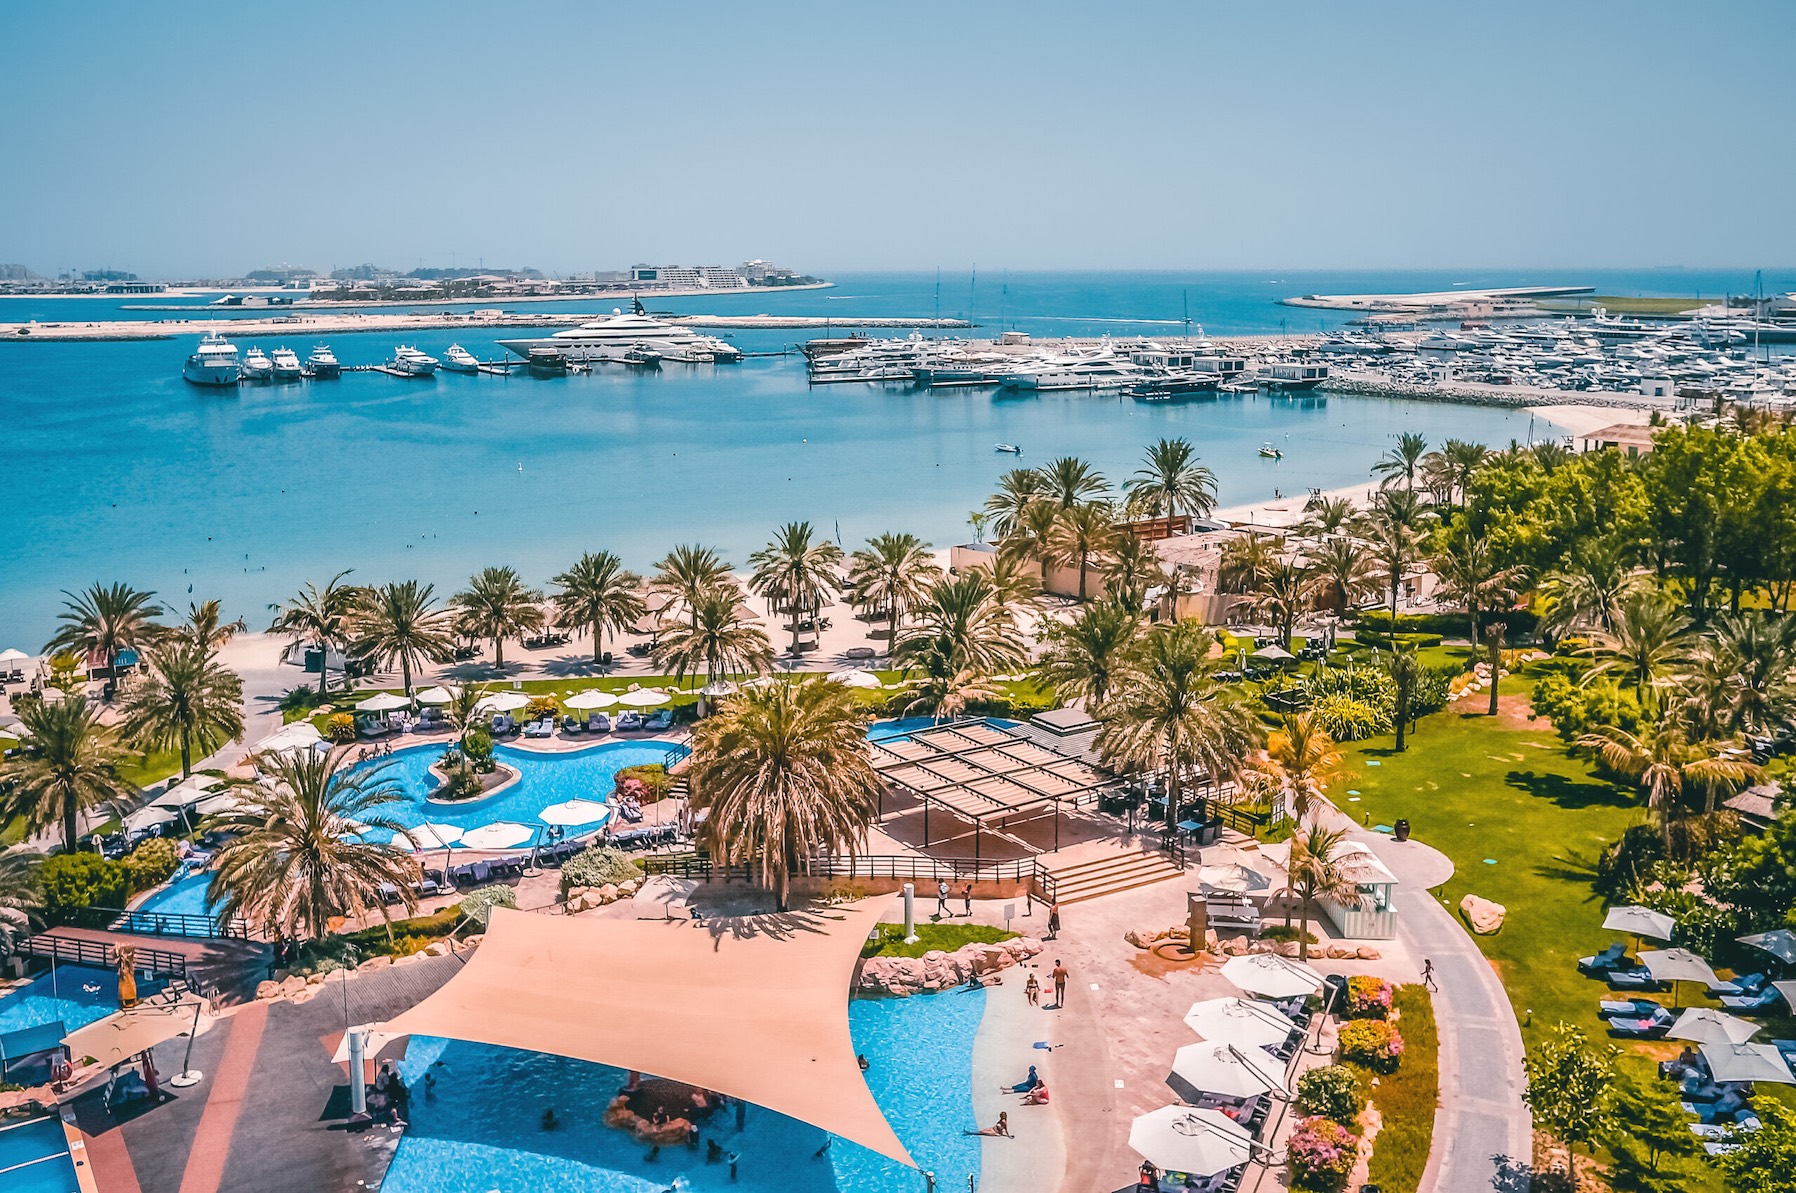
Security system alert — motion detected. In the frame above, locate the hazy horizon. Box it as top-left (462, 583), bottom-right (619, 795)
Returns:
top-left (5, 1), bottom-right (1794, 277)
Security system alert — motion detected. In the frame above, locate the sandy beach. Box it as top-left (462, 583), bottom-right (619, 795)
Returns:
top-left (1525, 402), bottom-right (1653, 438)
top-left (969, 957), bottom-right (1067, 1193)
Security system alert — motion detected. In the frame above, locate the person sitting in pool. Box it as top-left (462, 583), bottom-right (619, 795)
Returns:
top-left (1006, 1065), bottom-right (1041, 1094)
top-left (541, 1108), bottom-right (559, 1130)
top-left (707, 1139), bottom-right (724, 1164)
top-left (651, 1106), bottom-right (670, 1127)
top-left (1022, 1082), bottom-right (1050, 1106)
top-left (965, 1112), bottom-right (1010, 1137)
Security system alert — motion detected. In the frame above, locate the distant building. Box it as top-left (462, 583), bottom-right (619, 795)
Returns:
top-left (103, 281), bottom-right (165, 294)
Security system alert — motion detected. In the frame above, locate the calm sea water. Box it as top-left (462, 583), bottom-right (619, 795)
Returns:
top-left (0, 269), bottom-right (1770, 645)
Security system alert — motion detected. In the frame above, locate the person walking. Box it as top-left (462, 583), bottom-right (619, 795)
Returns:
top-left (1422, 958), bottom-right (1437, 991)
top-left (937, 879), bottom-right (950, 919)
top-left (962, 883), bottom-right (973, 917)
top-left (1051, 959), bottom-right (1069, 1008)
top-left (1024, 972), bottom-right (1041, 1007)
top-left (1046, 901), bottom-right (1061, 939)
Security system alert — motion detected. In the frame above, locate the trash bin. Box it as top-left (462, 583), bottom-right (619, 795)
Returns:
top-left (1393, 819), bottom-right (1410, 842)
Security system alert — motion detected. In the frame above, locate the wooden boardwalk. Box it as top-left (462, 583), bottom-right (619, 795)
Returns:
top-left (34, 926), bottom-right (273, 1004)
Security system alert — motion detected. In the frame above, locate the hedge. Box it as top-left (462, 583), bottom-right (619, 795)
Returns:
top-left (1354, 608), bottom-right (1537, 640)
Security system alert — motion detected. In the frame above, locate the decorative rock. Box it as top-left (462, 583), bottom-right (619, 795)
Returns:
top-left (1125, 928), bottom-right (1162, 950)
top-left (256, 980), bottom-right (280, 1000)
top-left (306, 971), bottom-right (328, 985)
top-left (1459, 894), bottom-right (1507, 935)
top-left (595, 883), bottom-right (620, 905)
top-left (857, 937), bottom-right (1044, 995)
top-left (619, 878), bottom-right (641, 896)
top-left (1275, 941), bottom-right (1301, 957)
top-left (1355, 946), bottom-right (1382, 960)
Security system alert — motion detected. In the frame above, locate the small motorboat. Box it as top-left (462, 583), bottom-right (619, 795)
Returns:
top-left (994, 443), bottom-right (1022, 454)
top-left (527, 346), bottom-right (570, 375)
top-left (1258, 442), bottom-right (1283, 459)
top-left (443, 344), bottom-right (480, 373)
top-left (239, 347), bottom-right (273, 381)
top-left (622, 344), bottom-right (662, 368)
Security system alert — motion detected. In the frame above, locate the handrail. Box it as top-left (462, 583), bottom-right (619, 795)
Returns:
top-left (66, 906), bottom-right (252, 941)
top-left (642, 852), bottom-right (1057, 900)
top-left (19, 933), bottom-right (188, 978)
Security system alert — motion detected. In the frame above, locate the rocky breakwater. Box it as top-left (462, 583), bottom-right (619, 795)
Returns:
top-left (856, 936), bottom-right (1045, 996)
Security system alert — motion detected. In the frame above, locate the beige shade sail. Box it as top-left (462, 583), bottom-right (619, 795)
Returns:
top-left (378, 903), bottom-right (911, 1165)
top-left (64, 993), bottom-right (213, 1069)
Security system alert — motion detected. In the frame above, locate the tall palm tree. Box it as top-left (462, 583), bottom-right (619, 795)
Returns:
top-left (1686, 612), bottom-right (1796, 737)
top-left (1048, 502), bottom-right (1119, 602)
top-left (898, 652), bottom-right (1003, 722)
top-left (181, 600), bottom-right (247, 653)
top-left (1439, 439), bottom-right (1490, 508)
top-left (1036, 456), bottom-right (1109, 509)
top-left (748, 522), bottom-right (844, 656)
top-left (1000, 499), bottom-right (1063, 587)
top-left (1124, 437), bottom-right (1217, 523)
top-left (0, 699), bottom-right (135, 853)
top-left (1579, 592), bottom-right (1692, 709)
top-left (1306, 536), bottom-right (1375, 614)
top-left (1283, 824), bottom-right (1367, 962)
top-left (44, 582), bottom-right (166, 691)
top-left (1298, 494), bottom-right (1356, 539)
top-left (688, 680), bottom-right (882, 911)
top-left (1430, 532), bottom-right (1526, 668)
top-left (209, 749), bottom-right (420, 940)
top-left (1539, 542), bottom-right (1650, 640)
top-left (1371, 431), bottom-right (1430, 491)
top-left (982, 554), bottom-right (1044, 622)
top-left (1263, 712), bottom-right (1344, 824)
top-left (1388, 639), bottom-right (1424, 752)
top-left (651, 544), bottom-right (735, 627)
top-left (1217, 532), bottom-right (1280, 595)
top-left (893, 572), bottom-right (1029, 680)
top-left (1103, 535), bottom-right (1166, 618)
top-left (983, 468), bottom-right (1048, 540)
top-left (0, 852), bottom-right (44, 961)
top-left (1095, 621), bottom-right (1263, 831)
top-left (1036, 598), bottom-right (1139, 706)
top-left (1361, 499), bottom-right (1425, 622)
top-left (120, 639), bottom-right (245, 779)
top-left (550, 551), bottom-right (646, 667)
top-left (652, 588), bottom-right (775, 695)
top-left (1576, 723), bottom-right (1762, 849)
top-left (268, 571), bottom-right (360, 694)
top-left (451, 566), bottom-right (545, 668)
top-left (1250, 560), bottom-right (1316, 650)
top-left (847, 533), bottom-right (940, 635)
top-left (354, 580), bottom-right (454, 696)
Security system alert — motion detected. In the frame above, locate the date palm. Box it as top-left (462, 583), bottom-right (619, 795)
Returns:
top-left (0, 698), bottom-right (135, 854)
top-left (550, 551), bottom-right (646, 667)
top-left (652, 588), bottom-right (775, 695)
top-left (1306, 536), bottom-right (1375, 614)
top-left (894, 572), bottom-right (1029, 680)
top-left (451, 566), bottom-right (545, 668)
top-left (1685, 612), bottom-right (1796, 737)
top-left (1579, 592), bottom-right (1692, 709)
top-left (0, 852), bottom-right (44, 961)
top-left (1360, 498), bottom-right (1425, 622)
top-left (1298, 494), bottom-right (1356, 539)
top-left (120, 638), bottom-right (245, 779)
top-left (749, 522), bottom-right (843, 656)
top-left (1000, 499), bottom-right (1063, 586)
top-left (1576, 723), bottom-right (1761, 850)
top-left (1048, 502), bottom-right (1119, 602)
top-left (848, 533), bottom-right (940, 635)
top-left (1539, 542), bottom-right (1650, 640)
top-left (1388, 639), bottom-right (1424, 751)
top-left (1283, 824), bottom-right (1367, 961)
top-left (1036, 456), bottom-right (1109, 509)
top-left (181, 600), bottom-right (248, 653)
top-left (983, 468), bottom-right (1048, 540)
top-left (688, 679), bottom-right (882, 911)
top-left (268, 571), bottom-right (360, 694)
top-left (1264, 712), bottom-right (1345, 823)
top-left (1438, 439), bottom-right (1489, 507)
top-left (1371, 431), bottom-right (1429, 491)
top-left (45, 582), bottom-right (166, 692)
top-left (1430, 532), bottom-right (1526, 667)
top-left (1036, 598), bottom-right (1139, 705)
top-left (1095, 621), bottom-right (1263, 831)
top-left (1103, 535), bottom-right (1166, 618)
top-left (1250, 560), bottom-right (1316, 651)
top-left (1217, 532), bottom-right (1280, 595)
top-left (209, 749), bottom-right (419, 940)
top-left (651, 544), bottom-right (735, 627)
top-left (982, 554), bottom-right (1044, 621)
top-left (354, 580), bottom-right (454, 696)
top-left (1124, 437), bottom-right (1217, 522)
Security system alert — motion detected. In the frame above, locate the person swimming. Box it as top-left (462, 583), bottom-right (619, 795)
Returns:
top-left (541, 1109), bottom-right (559, 1130)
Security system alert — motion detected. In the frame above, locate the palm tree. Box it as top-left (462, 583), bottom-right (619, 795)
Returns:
top-left (1095, 621), bottom-right (1263, 831)
top-left (1687, 612), bottom-right (1796, 736)
top-left (688, 680), bottom-right (882, 911)
top-left (1576, 724), bottom-right (1762, 850)
top-left (451, 566), bottom-right (545, 668)
top-left (748, 522), bottom-right (844, 656)
top-left (898, 653), bottom-right (1003, 722)
top-left (1036, 598), bottom-right (1140, 706)
top-left (1388, 639), bottom-right (1424, 752)
top-left (0, 699), bottom-right (135, 853)
top-left (120, 639), bottom-right (245, 779)
top-left (0, 852), bottom-right (44, 960)
top-left (1438, 439), bottom-right (1489, 508)
top-left (1361, 498), bottom-right (1425, 622)
top-left (1000, 499), bottom-right (1063, 587)
top-left (982, 554), bottom-right (1044, 622)
top-left (652, 588), bottom-right (775, 695)
top-left (1371, 431), bottom-right (1429, 491)
top-left (1250, 560), bottom-right (1316, 650)
top-left (1430, 532), bottom-right (1526, 670)
top-left (1539, 542), bottom-right (1650, 640)
top-left (1103, 535), bottom-right (1166, 618)
top-left (1579, 592), bottom-right (1692, 708)
top-left (1217, 532), bottom-right (1280, 595)
top-left (1298, 494), bottom-right (1356, 539)
top-left (1048, 502), bottom-right (1119, 602)
top-left (1306, 536), bottom-right (1375, 614)
top-left (1263, 712), bottom-right (1344, 823)
top-left (268, 571), bottom-right (360, 694)
top-left (848, 533), bottom-right (940, 636)
top-left (1283, 824), bottom-right (1367, 962)
top-left (550, 552), bottom-right (646, 667)
top-left (983, 468), bottom-right (1049, 540)
top-left (894, 572), bottom-right (1029, 680)
top-left (1036, 456), bottom-right (1109, 509)
top-left (1124, 437), bottom-right (1217, 523)
top-left (354, 580), bottom-right (454, 696)
top-left (651, 544), bottom-right (735, 627)
top-left (181, 600), bottom-right (247, 653)
top-left (44, 582), bottom-right (166, 693)
top-left (209, 749), bottom-right (420, 940)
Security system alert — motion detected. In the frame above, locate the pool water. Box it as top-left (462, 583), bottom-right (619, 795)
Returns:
top-left (867, 717), bottom-right (1018, 743)
top-left (352, 741), bottom-right (683, 844)
top-left (0, 1116), bottom-right (79, 1193)
top-left (134, 868), bottom-right (219, 919)
top-left (381, 986), bottom-right (986, 1193)
top-left (0, 965), bottom-right (125, 1036)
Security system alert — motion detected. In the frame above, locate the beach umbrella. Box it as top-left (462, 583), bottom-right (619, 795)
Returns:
top-left (700, 681), bottom-right (738, 698)
top-left (564, 690), bottom-right (618, 710)
top-left (257, 722), bottom-right (324, 753)
top-left (1183, 997), bottom-right (1298, 1050)
top-left (1129, 1105), bottom-right (1253, 1178)
top-left (402, 823), bottom-right (464, 850)
top-left (460, 821), bottom-right (534, 851)
top-left (1739, 929), bottom-right (1796, 967)
top-left (1603, 905), bottom-right (1675, 952)
top-left (0, 715), bottom-right (26, 739)
top-left (1251, 644), bottom-right (1295, 663)
top-left (1196, 863), bottom-right (1272, 897)
top-left (414, 686), bottom-right (456, 706)
top-left (150, 776), bottom-right (219, 809)
top-left (194, 792), bottom-right (247, 817)
top-left (1773, 981), bottom-right (1796, 1011)
top-left (475, 691), bottom-right (530, 713)
top-left (357, 693), bottom-right (409, 713)
top-left (1667, 1008), bottom-right (1762, 1046)
top-left (826, 668), bottom-right (882, 689)
top-left (1170, 1041), bottom-right (1286, 1099)
top-left (538, 799), bottom-right (612, 827)
top-left (1699, 1042), bottom-right (1796, 1085)
top-left (0, 649), bottom-right (29, 666)
top-left (615, 688), bottom-right (670, 708)
top-left (1219, 953), bottom-right (1325, 999)
top-left (123, 805), bottom-right (177, 832)
top-left (1640, 948), bottom-right (1721, 1007)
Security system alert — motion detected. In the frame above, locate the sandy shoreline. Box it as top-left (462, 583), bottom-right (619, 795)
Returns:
top-left (969, 955), bottom-right (1067, 1193)
top-left (1525, 402), bottom-right (1652, 438)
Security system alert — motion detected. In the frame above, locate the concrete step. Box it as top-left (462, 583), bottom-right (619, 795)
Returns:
top-left (1046, 852), bottom-right (1186, 904)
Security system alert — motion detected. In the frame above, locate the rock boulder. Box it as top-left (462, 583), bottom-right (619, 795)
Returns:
top-left (1460, 894), bottom-right (1507, 935)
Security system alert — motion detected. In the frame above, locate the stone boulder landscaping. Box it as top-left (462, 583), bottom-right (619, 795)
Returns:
top-left (564, 877), bottom-right (642, 913)
top-left (1459, 894), bottom-right (1506, 934)
top-left (856, 936), bottom-right (1043, 995)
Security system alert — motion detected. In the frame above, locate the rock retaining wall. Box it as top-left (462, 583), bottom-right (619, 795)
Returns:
top-left (855, 936), bottom-right (1044, 996)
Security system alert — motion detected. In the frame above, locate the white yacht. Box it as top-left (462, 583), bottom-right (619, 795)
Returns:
top-left (998, 351), bottom-right (1141, 391)
top-left (387, 345), bottom-right (439, 377)
top-left (270, 347), bottom-right (304, 380)
top-left (496, 310), bottom-right (742, 364)
top-left (305, 344), bottom-right (340, 378)
top-left (443, 344), bottom-right (480, 373)
top-left (240, 346), bottom-right (274, 381)
top-left (182, 331), bottom-right (240, 386)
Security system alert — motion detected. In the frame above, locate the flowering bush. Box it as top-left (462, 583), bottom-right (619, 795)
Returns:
top-left (1287, 1115), bottom-right (1360, 1191)
top-left (1294, 1064), bottom-right (1363, 1124)
top-left (1337, 1018), bottom-right (1405, 1073)
top-left (1346, 975), bottom-right (1394, 1020)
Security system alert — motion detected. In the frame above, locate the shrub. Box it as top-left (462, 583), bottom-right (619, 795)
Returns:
top-left (1261, 924), bottom-right (1319, 945)
top-left (1309, 693), bottom-right (1390, 742)
top-left (1338, 1018), bottom-right (1405, 1073)
top-left (614, 763), bottom-right (672, 802)
top-left (1355, 608), bottom-right (1537, 641)
top-left (1353, 630), bottom-right (1444, 650)
top-left (1294, 1065), bottom-right (1363, 1125)
top-left (1410, 664), bottom-right (1456, 717)
top-left (1287, 1115), bottom-right (1360, 1191)
top-left (463, 729), bottom-right (495, 772)
top-left (327, 712), bottom-right (356, 743)
top-left (41, 853), bottom-right (128, 919)
top-left (459, 885), bottom-right (516, 927)
top-left (278, 684), bottom-right (322, 718)
top-left (438, 767), bottom-right (485, 801)
top-left (1346, 975), bottom-right (1394, 1020)
top-left (1530, 671), bottom-right (1643, 742)
top-left (292, 907), bottom-right (463, 975)
top-left (122, 838), bottom-right (180, 894)
top-left (560, 846), bottom-right (642, 894)
top-left (525, 695), bottom-right (560, 721)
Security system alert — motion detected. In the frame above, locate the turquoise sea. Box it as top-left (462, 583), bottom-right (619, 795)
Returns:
top-left (0, 269), bottom-right (1779, 645)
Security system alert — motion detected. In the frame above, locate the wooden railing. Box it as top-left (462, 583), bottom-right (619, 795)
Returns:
top-left (19, 934), bottom-right (189, 978)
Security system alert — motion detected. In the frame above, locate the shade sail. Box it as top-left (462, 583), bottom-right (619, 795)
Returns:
top-left (1603, 905), bottom-right (1675, 942)
top-left (1739, 929), bottom-right (1796, 966)
top-left (1667, 1008), bottom-right (1761, 1046)
top-left (378, 903), bottom-right (911, 1165)
top-left (64, 994), bottom-right (212, 1070)
top-left (1130, 1105), bottom-right (1252, 1178)
top-left (330, 1023), bottom-right (409, 1065)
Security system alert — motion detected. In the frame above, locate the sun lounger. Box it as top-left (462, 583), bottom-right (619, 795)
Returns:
top-left (643, 708), bottom-right (673, 731)
top-left (1610, 1008), bottom-right (1675, 1038)
top-left (1599, 997), bottom-right (1663, 1019)
top-left (523, 719), bottom-right (552, 738)
top-left (1578, 943), bottom-right (1628, 974)
top-left (616, 711), bottom-right (643, 731)
top-left (587, 712), bottom-right (610, 733)
top-left (1710, 972), bottom-right (1769, 998)
top-left (1690, 1117), bottom-right (1760, 1140)
top-left (1684, 1094), bottom-right (1753, 1124)
top-left (1605, 966), bottom-right (1666, 991)
top-left (1721, 987), bottom-right (1782, 1012)
top-left (561, 716), bottom-right (583, 734)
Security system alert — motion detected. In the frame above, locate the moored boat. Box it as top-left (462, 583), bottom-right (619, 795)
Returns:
top-left (270, 347), bottom-right (303, 380)
top-left (239, 346), bottom-right (274, 381)
top-left (182, 331), bottom-right (240, 387)
top-left (304, 343), bottom-right (340, 378)
top-left (443, 344), bottom-right (480, 373)
top-left (388, 345), bottom-right (439, 377)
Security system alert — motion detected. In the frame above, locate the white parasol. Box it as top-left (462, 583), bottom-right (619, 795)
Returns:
top-left (414, 686), bottom-right (457, 706)
top-left (826, 668), bottom-right (882, 689)
top-left (150, 775), bottom-right (220, 809)
top-left (357, 693), bottom-right (410, 713)
top-left (564, 690), bottom-right (619, 710)
top-left (194, 792), bottom-right (247, 817)
top-left (1219, 953), bottom-right (1325, 999)
top-left (538, 799), bottom-right (613, 827)
top-left (330, 1023), bottom-right (410, 1065)
top-left (1182, 997), bottom-right (1298, 1050)
top-left (1699, 1041), bottom-right (1796, 1084)
top-left (1603, 905), bottom-right (1675, 944)
top-left (475, 691), bottom-right (530, 713)
top-left (123, 805), bottom-right (178, 832)
top-left (1739, 929), bottom-right (1796, 966)
top-left (615, 688), bottom-right (671, 708)
top-left (460, 821), bottom-right (534, 850)
top-left (403, 823), bottom-right (464, 850)
top-left (0, 649), bottom-right (30, 665)
top-left (1129, 1105), bottom-right (1253, 1178)
top-left (1666, 1008), bottom-right (1762, 1046)
top-left (1170, 1040), bottom-right (1287, 1099)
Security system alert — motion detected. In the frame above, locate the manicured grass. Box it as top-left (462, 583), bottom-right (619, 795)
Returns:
top-left (1538, 295), bottom-right (1709, 316)
top-left (117, 745), bottom-right (185, 790)
top-left (1354, 984), bottom-right (1437, 1193)
top-left (860, 922), bottom-right (1018, 959)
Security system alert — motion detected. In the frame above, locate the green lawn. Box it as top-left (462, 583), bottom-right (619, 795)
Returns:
top-left (1357, 984), bottom-right (1438, 1193)
top-left (860, 922), bottom-right (1018, 959)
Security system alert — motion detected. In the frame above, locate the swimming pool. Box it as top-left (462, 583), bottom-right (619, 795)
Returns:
top-left (867, 716), bottom-right (1019, 743)
top-left (134, 868), bottom-right (220, 919)
top-left (352, 741), bottom-right (684, 846)
top-left (0, 1116), bottom-right (79, 1193)
top-left (0, 964), bottom-right (126, 1037)
top-left (380, 986), bottom-right (986, 1193)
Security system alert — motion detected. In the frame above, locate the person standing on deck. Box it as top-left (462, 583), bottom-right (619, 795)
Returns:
top-left (1047, 901), bottom-right (1061, 939)
top-left (937, 879), bottom-right (950, 918)
top-left (962, 883), bottom-right (973, 916)
top-left (1051, 959), bottom-right (1069, 1008)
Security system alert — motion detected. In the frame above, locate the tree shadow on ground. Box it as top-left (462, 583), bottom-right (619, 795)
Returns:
top-left (1504, 769), bottom-right (1635, 812)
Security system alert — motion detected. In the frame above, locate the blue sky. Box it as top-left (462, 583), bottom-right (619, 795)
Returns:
top-left (4, 1), bottom-right (1793, 276)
